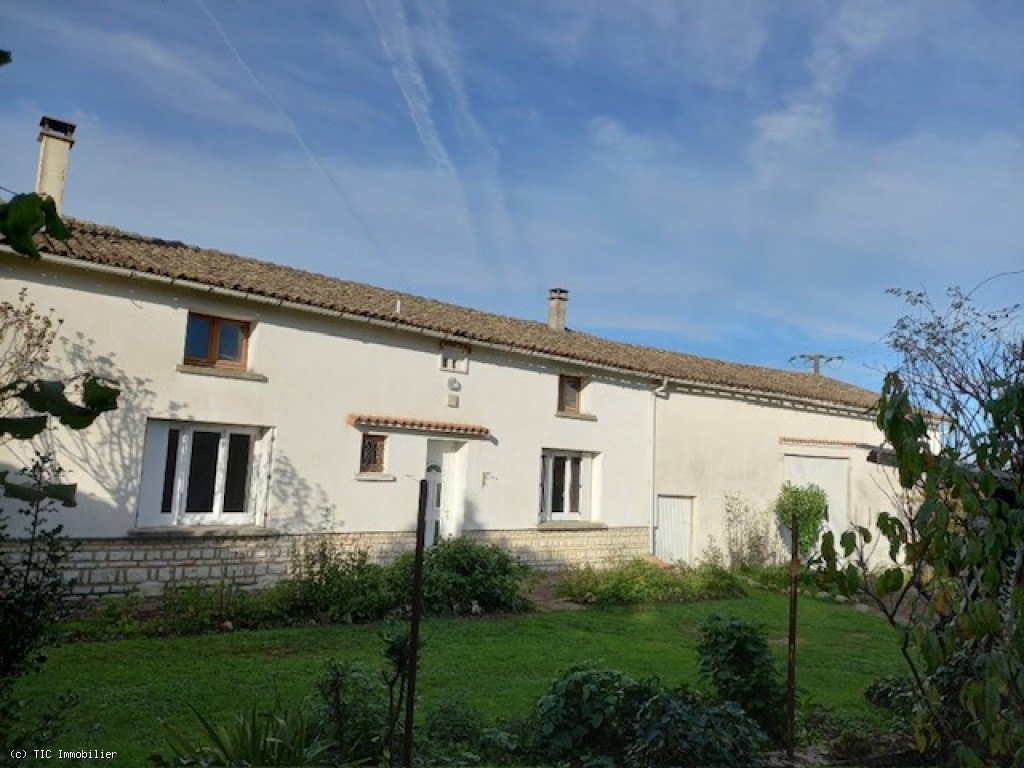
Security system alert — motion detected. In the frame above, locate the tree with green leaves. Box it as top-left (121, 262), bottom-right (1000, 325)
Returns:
top-left (820, 283), bottom-right (1024, 766)
top-left (1, 48), bottom-right (122, 744)
top-left (774, 482), bottom-right (827, 560)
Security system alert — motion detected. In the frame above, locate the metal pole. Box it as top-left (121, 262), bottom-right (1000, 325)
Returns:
top-left (785, 511), bottom-right (799, 760)
top-left (402, 479), bottom-right (428, 768)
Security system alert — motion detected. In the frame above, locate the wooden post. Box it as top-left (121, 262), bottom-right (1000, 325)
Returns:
top-left (402, 479), bottom-right (428, 768)
top-left (785, 511), bottom-right (799, 760)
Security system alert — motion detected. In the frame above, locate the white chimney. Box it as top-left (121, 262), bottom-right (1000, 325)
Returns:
top-left (35, 116), bottom-right (76, 213)
top-left (547, 288), bottom-right (568, 331)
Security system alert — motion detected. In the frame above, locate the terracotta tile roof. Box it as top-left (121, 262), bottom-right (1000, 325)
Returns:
top-left (26, 219), bottom-right (879, 411)
top-left (348, 414), bottom-right (491, 437)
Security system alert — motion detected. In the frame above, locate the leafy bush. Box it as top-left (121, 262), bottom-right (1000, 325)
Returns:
top-left (287, 539), bottom-right (395, 623)
top-left (774, 482), bottom-right (827, 559)
top-left (315, 659), bottom-right (388, 764)
top-left (723, 494), bottom-right (780, 570)
top-left (556, 559), bottom-right (745, 606)
top-left (629, 688), bottom-right (767, 767)
top-left (529, 663), bottom-right (660, 764)
top-left (526, 663), bottom-right (767, 767)
top-left (154, 699), bottom-right (330, 767)
top-left (0, 452), bottom-right (79, 748)
top-left (864, 674), bottom-right (915, 718)
top-left (697, 615), bottom-right (786, 744)
top-left (391, 536), bottom-right (533, 615)
top-left (420, 695), bottom-right (490, 756)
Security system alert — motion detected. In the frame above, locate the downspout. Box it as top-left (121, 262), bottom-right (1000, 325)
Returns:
top-left (650, 378), bottom-right (669, 554)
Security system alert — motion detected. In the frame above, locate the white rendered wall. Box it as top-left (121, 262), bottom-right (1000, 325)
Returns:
top-left (1, 255), bottom-right (654, 540)
top-left (654, 388), bottom-right (898, 564)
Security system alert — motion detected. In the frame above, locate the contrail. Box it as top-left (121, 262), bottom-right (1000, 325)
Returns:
top-left (195, 0), bottom-right (390, 265)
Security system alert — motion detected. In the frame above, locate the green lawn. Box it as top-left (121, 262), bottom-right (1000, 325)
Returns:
top-left (17, 590), bottom-right (907, 765)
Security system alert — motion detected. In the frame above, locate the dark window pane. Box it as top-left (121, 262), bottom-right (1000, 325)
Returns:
top-left (569, 457), bottom-right (581, 515)
top-left (360, 435), bottom-right (385, 472)
top-left (217, 322), bottom-right (244, 362)
top-left (186, 431), bottom-right (220, 513)
top-left (185, 316), bottom-right (211, 360)
top-left (160, 429), bottom-right (180, 514)
top-left (223, 433), bottom-right (251, 513)
top-left (551, 456), bottom-right (566, 515)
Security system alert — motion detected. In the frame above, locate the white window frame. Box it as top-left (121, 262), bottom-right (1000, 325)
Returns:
top-left (540, 449), bottom-right (594, 522)
top-left (137, 420), bottom-right (271, 528)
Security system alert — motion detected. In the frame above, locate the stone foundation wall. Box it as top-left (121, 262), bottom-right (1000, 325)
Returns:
top-left (2, 526), bottom-right (649, 600)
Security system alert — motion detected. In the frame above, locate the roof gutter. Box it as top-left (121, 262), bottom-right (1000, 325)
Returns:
top-left (7, 246), bottom-right (876, 418)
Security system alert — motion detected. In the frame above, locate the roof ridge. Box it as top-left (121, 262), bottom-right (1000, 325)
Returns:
top-left (26, 218), bottom-right (879, 410)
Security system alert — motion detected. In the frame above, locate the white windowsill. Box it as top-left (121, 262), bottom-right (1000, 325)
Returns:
top-left (176, 364), bottom-right (268, 382)
top-left (537, 521), bottom-right (607, 531)
top-left (555, 411), bottom-right (597, 421)
top-left (354, 472), bottom-right (397, 482)
top-left (129, 525), bottom-right (272, 537)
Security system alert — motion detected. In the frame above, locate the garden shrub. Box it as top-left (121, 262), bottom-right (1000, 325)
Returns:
top-left (420, 695), bottom-right (490, 757)
top-left (723, 493), bottom-right (780, 570)
top-left (526, 663), bottom-right (768, 767)
top-left (864, 674), bottom-right (915, 717)
top-left (315, 659), bottom-right (388, 765)
top-left (529, 663), bottom-right (659, 765)
top-left (556, 559), bottom-right (745, 606)
top-left (154, 698), bottom-right (330, 767)
top-left (391, 536), bottom-right (533, 615)
top-left (287, 538), bottom-right (395, 623)
top-left (629, 687), bottom-right (767, 767)
top-left (697, 614), bottom-right (786, 744)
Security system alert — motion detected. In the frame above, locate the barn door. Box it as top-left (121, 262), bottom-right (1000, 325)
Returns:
top-left (784, 455), bottom-right (849, 541)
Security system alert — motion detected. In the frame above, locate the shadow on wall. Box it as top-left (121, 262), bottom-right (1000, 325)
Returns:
top-left (271, 450), bottom-right (340, 533)
top-left (55, 332), bottom-right (186, 531)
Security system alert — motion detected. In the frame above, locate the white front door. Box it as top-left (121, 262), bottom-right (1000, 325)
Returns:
top-left (425, 440), bottom-right (463, 546)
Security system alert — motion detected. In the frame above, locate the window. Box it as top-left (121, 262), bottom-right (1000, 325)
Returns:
top-left (184, 312), bottom-right (250, 369)
top-left (439, 343), bottom-right (469, 373)
top-left (359, 434), bottom-right (387, 473)
top-left (540, 449), bottom-right (594, 522)
top-left (139, 421), bottom-right (270, 527)
top-left (557, 375), bottom-right (583, 414)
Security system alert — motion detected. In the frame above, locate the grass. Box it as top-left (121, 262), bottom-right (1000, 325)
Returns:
top-left (17, 589), bottom-right (906, 765)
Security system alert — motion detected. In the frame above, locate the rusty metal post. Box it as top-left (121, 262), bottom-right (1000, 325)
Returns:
top-left (785, 510), bottom-right (799, 760)
top-left (402, 479), bottom-right (428, 768)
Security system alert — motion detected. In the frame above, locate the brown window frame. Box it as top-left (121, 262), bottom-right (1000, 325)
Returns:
top-left (359, 434), bottom-right (387, 473)
top-left (184, 312), bottom-right (251, 370)
top-left (557, 375), bottom-right (583, 414)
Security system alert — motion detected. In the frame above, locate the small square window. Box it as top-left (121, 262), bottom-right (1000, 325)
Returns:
top-left (359, 434), bottom-right (387, 473)
top-left (439, 343), bottom-right (469, 373)
top-left (184, 313), bottom-right (250, 369)
top-left (557, 375), bottom-right (583, 414)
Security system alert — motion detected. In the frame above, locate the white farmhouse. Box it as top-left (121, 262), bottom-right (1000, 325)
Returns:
top-left (0, 120), bottom-right (896, 597)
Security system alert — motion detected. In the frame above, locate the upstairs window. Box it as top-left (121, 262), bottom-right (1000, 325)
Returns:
top-left (184, 313), bottom-right (250, 370)
top-left (359, 434), bottom-right (387, 473)
top-left (440, 343), bottom-right (469, 373)
top-left (557, 375), bottom-right (583, 414)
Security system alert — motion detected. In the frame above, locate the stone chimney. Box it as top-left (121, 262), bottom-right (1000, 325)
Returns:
top-left (35, 116), bottom-right (76, 213)
top-left (547, 288), bottom-right (568, 331)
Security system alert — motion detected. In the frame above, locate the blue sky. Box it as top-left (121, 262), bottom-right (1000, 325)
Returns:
top-left (3, 1), bottom-right (1022, 392)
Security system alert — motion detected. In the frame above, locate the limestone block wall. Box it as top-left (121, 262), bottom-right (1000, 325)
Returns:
top-left (3, 526), bottom-right (649, 600)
